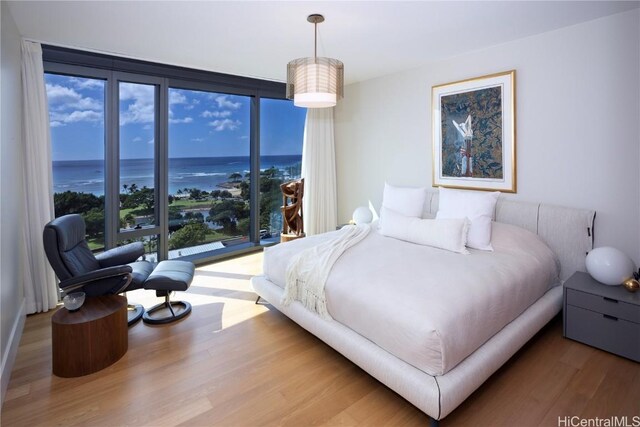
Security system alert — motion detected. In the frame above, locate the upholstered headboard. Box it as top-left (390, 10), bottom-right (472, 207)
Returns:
top-left (423, 192), bottom-right (596, 282)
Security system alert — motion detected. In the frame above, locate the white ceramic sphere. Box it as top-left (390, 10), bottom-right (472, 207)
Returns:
top-left (352, 206), bottom-right (373, 225)
top-left (585, 247), bottom-right (635, 286)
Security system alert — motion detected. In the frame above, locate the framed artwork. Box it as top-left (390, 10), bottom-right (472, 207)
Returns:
top-left (432, 70), bottom-right (516, 192)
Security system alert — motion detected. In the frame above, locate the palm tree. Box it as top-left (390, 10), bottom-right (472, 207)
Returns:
top-left (228, 172), bottom-right (242, 182)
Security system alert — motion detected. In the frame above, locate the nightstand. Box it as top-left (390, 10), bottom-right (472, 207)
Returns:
top-left (563, 271), bottom-right (640, 362)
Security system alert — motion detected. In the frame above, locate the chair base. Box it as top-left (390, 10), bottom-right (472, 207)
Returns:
top-left (142, 294), bottom-right (191, 325)
top-left (127, 303), bottom-right (144, 326)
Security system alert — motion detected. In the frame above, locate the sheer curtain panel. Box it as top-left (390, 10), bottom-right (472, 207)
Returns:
top-left (301, 108), bottom-right (338, 235)
top-left (21, 40), bottom-right (57, 313)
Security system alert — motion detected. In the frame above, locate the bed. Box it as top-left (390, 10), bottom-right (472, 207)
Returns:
top-left (251, 193), bottom-right (595, 424)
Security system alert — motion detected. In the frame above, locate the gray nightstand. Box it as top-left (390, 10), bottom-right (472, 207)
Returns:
top-left (563, 271), bottom-right (640, 362)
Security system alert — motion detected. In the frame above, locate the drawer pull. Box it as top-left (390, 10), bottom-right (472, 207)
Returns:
top-left (603, 297), bottom-right (618, 303)
top-left (603, 314), bottom-right (618, 321)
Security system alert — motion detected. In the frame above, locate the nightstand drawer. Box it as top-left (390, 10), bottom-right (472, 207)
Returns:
top-left (565, 305), bottom-right (640, 362)
top-left (566, 288), bottom-right (639, 323)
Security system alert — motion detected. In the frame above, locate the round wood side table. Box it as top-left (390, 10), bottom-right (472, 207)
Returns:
top-left (51, 295), bottom-right (128, 377)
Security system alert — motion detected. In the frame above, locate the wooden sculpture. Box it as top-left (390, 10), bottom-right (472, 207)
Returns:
top-left (280, 178), bottom-right (305, 243)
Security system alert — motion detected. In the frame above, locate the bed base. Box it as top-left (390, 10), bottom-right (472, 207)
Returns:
top-left (251, 275), bottom-right (563, 422)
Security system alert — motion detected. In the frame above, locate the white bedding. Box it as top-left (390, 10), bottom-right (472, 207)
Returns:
top-left (263, 222), bottom-right (560, 376)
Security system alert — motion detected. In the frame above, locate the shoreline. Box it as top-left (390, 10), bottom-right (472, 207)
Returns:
top-left (215, 181), bottom-right (242, 197)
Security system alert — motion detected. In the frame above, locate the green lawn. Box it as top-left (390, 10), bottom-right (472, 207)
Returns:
top-left (120, 198), bottom-right (216, 220)
top-left (88, 198), bottom-right (243, 252)
top-left (170, 198), bottom-right (213, 210)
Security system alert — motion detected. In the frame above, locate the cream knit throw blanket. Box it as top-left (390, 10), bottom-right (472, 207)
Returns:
top-left (282, 224), bottom-right (371, 319)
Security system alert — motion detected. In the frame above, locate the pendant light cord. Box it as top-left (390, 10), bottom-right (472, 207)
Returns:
top-left (314, 20), bottom-right (318, 62)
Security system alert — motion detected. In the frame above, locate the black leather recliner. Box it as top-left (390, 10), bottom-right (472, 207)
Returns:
top-left (43, 214), bottom-right (149, 325)
top-left (44, 214), bottom-right (195, 325)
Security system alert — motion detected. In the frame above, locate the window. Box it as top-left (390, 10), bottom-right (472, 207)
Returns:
top-left (117, 79), bottom-right (161, 261)
top-left (167, 88), bottom-right (251, 258)
top-left (43, 46), bottom-right (305, 264)
top-left (259, 98), bottom-right (306, 242)
top-left (119, 82), bottom-right (157, 231)
top-left (46, 74), bottom-right (106, 252)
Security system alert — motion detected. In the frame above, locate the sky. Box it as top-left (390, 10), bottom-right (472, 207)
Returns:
top-left (45, 74), bottom-right (306, 161)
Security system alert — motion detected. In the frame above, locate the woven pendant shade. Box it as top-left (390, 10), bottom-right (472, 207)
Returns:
top-left (286, 14), bottom-right (344, 108)
top-left (286, 58), bottom-right (344, 108)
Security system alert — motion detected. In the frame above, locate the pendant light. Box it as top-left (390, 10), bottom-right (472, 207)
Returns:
top-left (286, 14), bottom-right (344, 108)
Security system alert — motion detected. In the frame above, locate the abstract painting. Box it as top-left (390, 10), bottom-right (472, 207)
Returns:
top-left (432, 70), bottom-right (516, 192)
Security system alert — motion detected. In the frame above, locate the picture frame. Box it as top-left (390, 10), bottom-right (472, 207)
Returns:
top-left (432, 70), bottom-right (516, 192)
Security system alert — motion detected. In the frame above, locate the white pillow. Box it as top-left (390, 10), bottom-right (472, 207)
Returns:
top-left (380, 207), bottom-right (470, 254)
top-left (436, 187), bottom-right (500, 251)
top-left (382, 183), bottom-right (427, 217)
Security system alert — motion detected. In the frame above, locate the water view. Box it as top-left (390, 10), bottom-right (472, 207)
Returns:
top-left (53, 155), bottom-right (302, 196)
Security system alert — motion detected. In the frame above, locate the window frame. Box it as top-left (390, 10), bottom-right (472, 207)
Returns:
top-left (44, 45), bottom-right (290, 264)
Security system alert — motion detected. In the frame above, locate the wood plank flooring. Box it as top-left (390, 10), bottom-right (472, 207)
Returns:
top-left (2, 252), bottom-right (638, 426)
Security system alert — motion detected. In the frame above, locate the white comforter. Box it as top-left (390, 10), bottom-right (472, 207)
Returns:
top-left (283, 224), bottom-right (371, 318)
top-left (263, 222), bottom-right (560, 376)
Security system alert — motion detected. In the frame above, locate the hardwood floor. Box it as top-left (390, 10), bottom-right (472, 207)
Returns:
top-left (2, 252), bottom-right (638, 426)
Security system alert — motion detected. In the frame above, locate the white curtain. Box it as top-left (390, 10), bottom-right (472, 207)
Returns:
top-left (301, 108), bottom-right (337, 235)
top-left (21, 40), bottom-right (58, 314)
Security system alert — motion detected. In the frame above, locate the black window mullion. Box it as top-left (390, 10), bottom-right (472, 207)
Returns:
top-left (168, 78), bottom-right (257, 98)
top-left (43, 62), bottom-right (110, 80)
top-left (249, 94), bottom-right (261, 244)
top-left (105, 70), bottom-right (119, 250)
top-left (157, 79), bottom-right (169, 261)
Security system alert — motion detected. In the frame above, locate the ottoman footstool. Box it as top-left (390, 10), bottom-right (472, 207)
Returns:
top-left (142, 260), bottom-right (195, 325)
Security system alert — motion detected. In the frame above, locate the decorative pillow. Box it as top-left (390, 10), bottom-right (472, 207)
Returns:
top-left (380, 207), bottom-right (469, 254)
top-left (436, 187), bottom-right (500, 251)
top-left (381, 183), bottom-right (427, 217)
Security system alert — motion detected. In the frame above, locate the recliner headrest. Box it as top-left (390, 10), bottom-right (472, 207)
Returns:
top-left (44, 214), bottom-right (87, 252)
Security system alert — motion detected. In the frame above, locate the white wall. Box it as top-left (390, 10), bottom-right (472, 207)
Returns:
top-left (335, 9), bottom-right (640, 266)
top-left (1, 1), bottom-right (26, 405)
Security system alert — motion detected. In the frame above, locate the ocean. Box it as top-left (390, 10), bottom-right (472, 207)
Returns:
top-left (52, 155), bottom-right (302, 196)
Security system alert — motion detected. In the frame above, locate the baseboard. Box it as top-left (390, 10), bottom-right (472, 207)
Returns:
top-left (1, 298), bottom-right (26, 407)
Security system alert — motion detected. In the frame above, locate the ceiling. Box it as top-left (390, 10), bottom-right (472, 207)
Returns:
top-left (7, 1), bottom-right (639, 85)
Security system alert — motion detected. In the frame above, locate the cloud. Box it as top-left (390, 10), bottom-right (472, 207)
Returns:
top-left (169, 91), bottom-right (187, 105)
top-left (133, 137), bottom-right (142, 142)
top-left (191, 137), bottom-right (205, 142)
top-left (168, 105), bottom-right (192, 124)
top-left (215, 95), bottom-right (241, 110)
top-left (68, 77), bottom-right (104, 91)
top-left (201, 110), bottom-right (232, 118)
top-left (66, 110), bottom-right (102, 121)
top-left (169, 117), bottom-right (193, 124)
top-left (209, 119), bottom-right (241, 131)
top-left (119, 82), bottom-right (155, 125)
top-left (148, 139), bottom-right (155, 145)
top-left (46, 84), bottom-right (103, 112)
top-left (46, 77), bottom-right (104, 127)
top-left (49, 109), bottom-right (103, 126)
